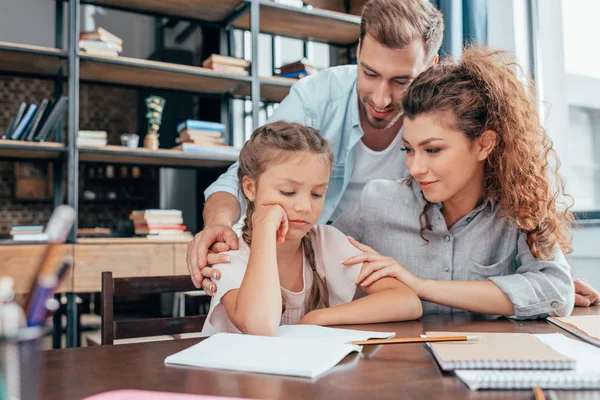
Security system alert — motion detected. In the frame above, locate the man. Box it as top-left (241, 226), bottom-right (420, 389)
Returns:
top-left (187, 0), bottom-right (599, 307)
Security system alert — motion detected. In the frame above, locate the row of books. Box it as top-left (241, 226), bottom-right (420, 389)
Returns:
top-left (203, 54), bottom-right (249, 76)
top-left (1, 97), bottom-right (68, 142)
top-left (276, 58), bottom-right (318, 79)
top-left (79, 27), bottom-right (123, 57)
top-left (174, 119), bottom-right (239, 156)
top-left (130, 209), bottom-right (192, 239)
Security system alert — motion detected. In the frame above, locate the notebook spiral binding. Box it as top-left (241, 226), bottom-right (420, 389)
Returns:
top-left (449, 359), bottom-right (577, 370)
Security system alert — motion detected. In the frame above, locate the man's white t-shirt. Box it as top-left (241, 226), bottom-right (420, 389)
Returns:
top-left (331, 129), bottom-right (406, 221)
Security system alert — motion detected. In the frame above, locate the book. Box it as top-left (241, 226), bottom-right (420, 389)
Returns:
top-left (22, 99), bottom-right (50, 141)
top-left (81, 47), bottom-right (119, 57)
top-left (178, 129), bottom-right (223, 139)
top-left (202, 54), bottom-right (250, 69)
top-left (176, 137), bottom-right (226, 146)
top-left (34, 96), bottom-right (68, 142)
top-left (278, 69), bottom-right (311, 79)
top-left (78, 130), bottom-right (108, 139)
top-left (12, 233), bottom-right (49, 242)
top-left (548, 315), bottom-right (600, 347)
top-left (176, 120), bottom-right (226, 134)
top-left (164, 325), bottom-right (395, 379)
top-left (426, 331), bottom-right (576, 370)
top-left (174, 143), bottom-right (239, 156)
top-left (2, 102), bottom-right (27, 139)
top-left (278, 58), bottom-right (317, 75)
top-left (11, 104), bottom-right (38, 140)
top-left (79, 39), bottom-right (122, 54)
top-left (79, 28), bottom-right (123, 46)
top-left (206, 64), bottom-right (249, 76)
top-left (455, 333), bottom-right (600, 390)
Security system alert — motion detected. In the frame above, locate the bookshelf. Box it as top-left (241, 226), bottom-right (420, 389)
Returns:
top-left (1, 0), bottom-right (360, 347)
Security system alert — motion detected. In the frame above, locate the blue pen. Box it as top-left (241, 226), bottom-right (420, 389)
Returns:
top-left (26, 257), bottom-right (72, 326)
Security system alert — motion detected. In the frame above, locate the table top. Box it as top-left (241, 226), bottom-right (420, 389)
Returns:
top-left (43, 307), bottom-right (600, 400)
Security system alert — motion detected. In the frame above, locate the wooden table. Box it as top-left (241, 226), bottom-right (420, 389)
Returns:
top-left (43, 307), bottom-right (600, 400)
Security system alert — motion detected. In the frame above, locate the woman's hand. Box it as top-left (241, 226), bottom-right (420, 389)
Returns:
top-left (252, 203), bottom-right (289, 244)
top-left (342, 237), bottom-right (424, 296)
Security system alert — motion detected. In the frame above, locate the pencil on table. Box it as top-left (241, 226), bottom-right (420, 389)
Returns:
top-left (533, 387), bottom-right (545, 400)
top-left (350, 335), bottom-right (480, 346)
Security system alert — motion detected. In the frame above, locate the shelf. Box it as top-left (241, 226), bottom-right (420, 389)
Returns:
top-left (0, 140), bottom-right (66, 160)
top-left (0, 42), bottom-right (67, 78)
top-left (81, 0), bottom-right (360, 45)
top-left (78, 145), bottom-right (237, 168)
top-left (81, 0), bottom-right (244, 23)
top-left (76, 237), bottom-right (192, 244)
top-left (233, 76), bottom-right (295, 102)
top-left (233, 0), bottom-right (361, 45)
top-left (79, 53), bottom-right (250, 95)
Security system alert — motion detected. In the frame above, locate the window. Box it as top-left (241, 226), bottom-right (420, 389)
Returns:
top-left (536, 0), bottom-right (600, 215)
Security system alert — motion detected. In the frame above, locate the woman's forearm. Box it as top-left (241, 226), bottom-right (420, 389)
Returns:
top-left (308, 287), bottom-right (422, 326)
top-left (418, 280), bottom-right (515, 315)
top-left (233, 227), bottom-right (282, 335)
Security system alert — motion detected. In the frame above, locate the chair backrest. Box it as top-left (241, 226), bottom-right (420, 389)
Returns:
top-left (101, 271), bottom-right (206, 345)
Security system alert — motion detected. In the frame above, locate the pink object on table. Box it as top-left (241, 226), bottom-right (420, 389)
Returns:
top-left (83, 390), bottom-right (250, 400)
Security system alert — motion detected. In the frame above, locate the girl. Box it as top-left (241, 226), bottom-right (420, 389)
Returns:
top-left (337, 47), bottom-right (575, 319)
top-left (201, 121), bottom-right (422, 336)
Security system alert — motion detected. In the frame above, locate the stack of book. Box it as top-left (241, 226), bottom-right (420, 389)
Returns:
top-left (77, 130), bottom-right (108, 147)
top-left (174, 120), bottom-right (239, 156)
top-left (130, 209), bottom-right (192, 240)
top-left (79, 27), bottom-right (123, 57)
top-left (276, 59), bottom-right (318, 79)
top-left (1, 97), bottom-right (68, 142)
top-left (202, 54), bottom-right (250, 76)
top-left (10, 225), bottom-right (48, 242)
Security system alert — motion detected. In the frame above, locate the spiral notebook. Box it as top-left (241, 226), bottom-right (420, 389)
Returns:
top-left (426, 331), bottom-right (576, 370)
top-left (455, 333), bottom-right (600, 390)
top-left (547, 315), bottom-right (600, 347)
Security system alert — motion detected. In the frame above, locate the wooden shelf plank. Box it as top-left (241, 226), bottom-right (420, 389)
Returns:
top-left (79, 53), bottom-right (250, 95)
top-left (81, 0), bottom-right (244, 23)
top-left (234, 76), bottom-right (295, 102)
top-left (233, 0), bottom-right (360, 45)
top-left (0, 41), bottom-right (67, 77)
top-left (0, 140), bottom-right (66, 160)
top-left (0, 244), bottom-right (73, 294)
top-left (76, 237), bottom-right (192, 244)
top-left (78, 145), bottom-right (237, 168)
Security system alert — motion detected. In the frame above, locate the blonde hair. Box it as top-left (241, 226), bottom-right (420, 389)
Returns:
top-left (237, 121), bottom-right (333, 311)
top-left (401, 46), bottom-right (573, 259)
top-left (360, 0), bottom-right (444, 62)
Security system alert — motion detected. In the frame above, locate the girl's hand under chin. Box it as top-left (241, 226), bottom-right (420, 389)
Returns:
top-left (252, 203), bottom-right (289, 243)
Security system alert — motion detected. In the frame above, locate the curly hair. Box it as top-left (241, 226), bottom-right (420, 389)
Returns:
top-left (237, 121), bottom-right (333, 312)
top-left (401, 46), bottom-right (573, 260)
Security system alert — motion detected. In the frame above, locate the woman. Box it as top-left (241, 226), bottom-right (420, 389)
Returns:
top-left (337, 46), bottom-right (575, 319)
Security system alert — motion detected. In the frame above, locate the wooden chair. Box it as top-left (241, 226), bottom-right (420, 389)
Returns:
top-left (100, 272), bottom-right (207, 345)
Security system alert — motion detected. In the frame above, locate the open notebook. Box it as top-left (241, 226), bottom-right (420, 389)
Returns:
top-left (455, 333), bottom-right (600, 390)
top-left (164, 325), bottom-right (395, 379)
top-left (426, 331), bottom-right (575, 370)
top-left (548, 315), bottom-right (600, 347)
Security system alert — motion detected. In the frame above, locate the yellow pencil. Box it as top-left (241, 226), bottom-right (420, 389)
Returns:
top-left (350, 335), bottom-right (481, 346)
